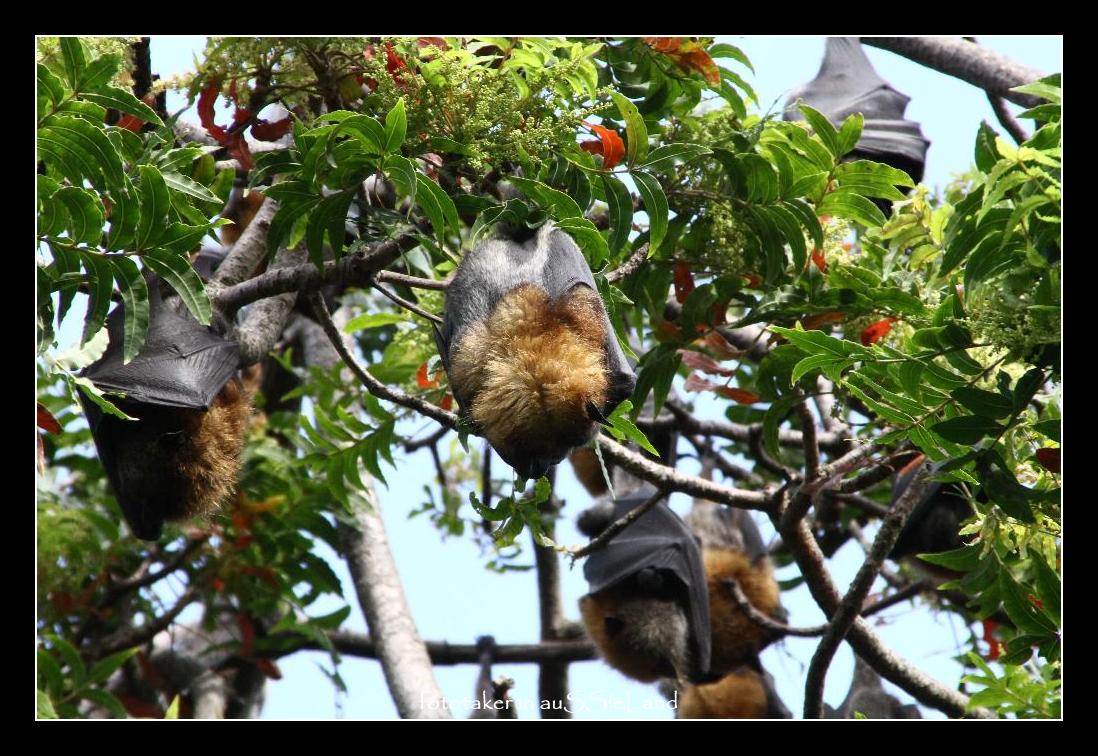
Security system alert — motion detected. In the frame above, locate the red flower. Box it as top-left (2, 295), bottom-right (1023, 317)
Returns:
top-left (810, 247), bottom-right (827, 273)
top-left (860, 317), bottom-right (896, 346)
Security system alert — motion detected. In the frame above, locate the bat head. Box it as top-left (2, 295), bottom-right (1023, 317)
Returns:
top-left (451, 283), bottom-right (612, 479)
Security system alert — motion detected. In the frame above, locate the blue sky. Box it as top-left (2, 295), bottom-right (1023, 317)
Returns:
top-left (113, 36), bottom-right (1064, 719)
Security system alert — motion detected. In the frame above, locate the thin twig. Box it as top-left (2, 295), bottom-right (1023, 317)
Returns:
top-left (723, 578), bottom-right (827, 637)
top-left (369, 277), bottom-right (443, 324)
top-left (307, 293), bottom-right (459, 429)
top-left (375, 270), bottom-right (450, 290)
top-left (569, 487), bottom-right (667, 560)
top-left (402, 425), bottom-right (450, 453)
top-left (860, 581), bottom-right (933, 619)
top-left (795, 392), bottom-right (821, 481)
top-left (596, 436), bottom-right (772, 512)
top-left (95, 587), bottom-right (199, 658)
top-left (605, 243), bottom-right (650, 283)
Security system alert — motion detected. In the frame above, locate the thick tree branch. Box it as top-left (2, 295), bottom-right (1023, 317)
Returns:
top-left (779, 518), bottom-right (991, 718)
top-left (860, 37), bottom-right (1048, 107)
top-left (215, 232), bottom-right (423, 313)
top-left (210, 197), bottom-right (278, 288)
top-left (338, 485), bottom-right (451, 719)
top-left (803, 465), bottom-right (931, 719)
top-left (276, 630), bottom-right (598, 664)
top-left (533, 484), bottom-right (570, 718)
top-left (987, 96), bottom-right (1031, 144)
top-left (233, 243), bottom-right (306, 366)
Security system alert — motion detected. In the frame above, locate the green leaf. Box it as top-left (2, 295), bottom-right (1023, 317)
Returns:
top-left (78, 252), bottom-right (113, 346)
top-left (84, 85), bottom-right (163, 127)
top-left (1012, 368), bottom-right (1045, 413)
top-left (836, 113), bottom-right (864, 156)
top-left (764, 204), bottom-right (807, 272)
top-left (605, 400), bottom-right (659, 455)
top-left (37, 648), bottom-right (64, 698)
top-left (58, 37), bottom-right (87, 89)
top-left (742, 154), bottom-right (779, 203)
top-left (817, 189), bottom-right (887, 228)
top-left (414, 173), bottom-right (459, 245)
top-left (1033, 419), bottom-right (1060, 443)
top-left (142, 249), bottom-right (212, 326)
top-left (507, 176), bottom-right (583, 219)
top-left (37, 689), bottom-right (58, 719)
top-left (602, 174), bottom-right (633, 255)
top-left (930, 416), bottom-right (1004, 445)
top-left (37, 63), bottom-right (67, 111)
top-left (89, 647), bottom-right (141, 685)
top-left (305, 190), bottom-right (354, 267)
top-left (796, 103), bottom-right (841, 158)
top-left (344, 313), bottom-right (407, 332)
top-left (52, 186), bottom-right (104, 246)
top-left (1012, 75), bottom-right (1061, 105)
top-left (610, 90), bottom-right (649, 166)
top-left (165, 696), bottom-right (181, 719)
top-left (384, 98), bottom-right (407, 154)
top-left (640, 142), bottom-right (710, 173)
top-left (38, 114), bottom-right (126, 190)
top-left (79, 688), bottom-right (129, 719)
top-left (384, 154), bottom-right (418, 204)
top-left (556, 217), bottom-right (610, 269)
top-left (46, 634), bottom-right (87, 685)
top-left (791, 354), bottom-right (847, 383)
top-left (631, 170), bottom-right (667, 255)
top-left (783, 198), bottom-right (824, 249)
top-left (136, 165), bottom-right (170, 250)
top-left (1031, 553), bottom-right (1061, 625)
top-left (708, 43), bottom-right (754, 72)
top-left (762, 395), bottom-right (800, 458)
top-left (80, 53), bottom-right (122, 91)
top-left (162, 171), bottom-right (222, 205)
top-left (917, 544), bottom-right (982, 572)
top-left (105, 178), bottom-right (139, 250)
top-left (106, 256), bottom-right (150, 365)
top-left (998, 572), bottom-right (1059, 636)
top-left (951, 387), bottom-right (1014, 419)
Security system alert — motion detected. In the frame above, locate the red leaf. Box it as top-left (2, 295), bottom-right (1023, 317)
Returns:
top-left (655, 320), bottom-right (682, 341)
top-left (197, 80), bottom-right (226, 142)
top-left (585, 123), bottom-right (625, 169)
top-left (254, 658), bottom-right (283, 680)
top-left (237, 614), bottom-right (256, 657)
top-left (211, 578), bottom-right (225, 593)
top-left (227, 78), bottom-right (239, 105)
top-left (743, 272), bottom-right (763, 289)
top-left (860, 317), bottom-right (896, 346)
top-left (417, 362), bottom-right (441, 389)
top-left (37, 403), bottom-right (62, 434)
top-left (226, 131), bottom-right (254, 171)
top-left (439, 394), bottom-right (453, 412)
top-left (673, 261), bottom-right (695, 304)
top-left (802, 311), bottom-right (845, 331)
top-left (417, 37), bottom-right (449, 53)
top-left (116, 114), bottom-right (145, 133)
top-left (250, 116), bottom-right (293, 141)
top-left (684, 372), bottom-right (719, 393)
top-left (810, 247), bottom-right (827, 273)
top-left (643, 37), bottom-right (683, 54)
top-left (1035, 447), bottom-right (1060, 474)
top-left (1026, 593), bottom-right (1045, 611)
top-left (231, 511), bottom-right (251, 531)
top-left (580, 140), bottom-right (603, 156)
top-left (679, 349), bottom-right (733, 376)
top-left (716, 387), bottom-right (761, 404)
top-left (704, 331), bottom-right (745, 361)
top-left (982, 619), bottom-right (1001, 662)
top-left (710, 299), bottom-right (729, 327)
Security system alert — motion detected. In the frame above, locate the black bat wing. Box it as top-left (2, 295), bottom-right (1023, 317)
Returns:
top-left (784, 37), bottom-right (929, 181)
top-left (83, 288), bottom-right (240, 410)
top-left (535, 225), bottom-right (636, 412)
top-left (583, 488), bottom-right (711, 677)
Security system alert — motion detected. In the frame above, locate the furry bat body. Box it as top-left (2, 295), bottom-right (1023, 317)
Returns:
top-left (81, 284), bottom-right (249, 540)
top-left (678, 665), bottom-right (791, 719)
top-left (436, 224), bottom-right (636, 479)
top-left (578, 485), bottom-right (712, 684)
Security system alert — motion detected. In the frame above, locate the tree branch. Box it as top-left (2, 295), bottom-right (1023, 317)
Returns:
top-left (802, 465), bottom-right (931, 718)
top-left (338, 485), bottom-right (451, 719)
top-left (987, 96), bottom-right (1031, 144)
top-left (860, 37), bottom-right (1048, 107)
top-left (274, 630), bottom-right (598, 664)
top-left (605, 243), bottom-right (650, 283)
top-left (569, 486), bottom-right (667, 560)
top-left (233, 243), bottom-right (306, 366)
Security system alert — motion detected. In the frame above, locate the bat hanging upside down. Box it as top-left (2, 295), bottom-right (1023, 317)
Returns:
top-left (434, 224), bottom-right (636, 479)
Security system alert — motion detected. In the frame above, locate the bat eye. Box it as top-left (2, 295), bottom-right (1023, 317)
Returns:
top-left (604, 616), bottom-right (625, 638)
top-left (157, 430), bottom-right (187, 450)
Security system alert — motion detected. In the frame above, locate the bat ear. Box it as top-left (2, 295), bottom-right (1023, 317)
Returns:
top-left (586, 401), bottom-right (611, 426)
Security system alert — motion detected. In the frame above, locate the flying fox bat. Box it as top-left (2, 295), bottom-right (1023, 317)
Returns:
top-left (80, 283), bottom-right (250, 540)
top-left (687, 499), bottom-right (786, 675)
top-left (785, 37), bottom-right (930, 186)
top-left (577, 485), bottom-right (713, 684)
top-left (678, 665), bottom-right (792, 719)
top-left (825, 656), bottom-right (922, 719)
top-left (435, 223), bottom-right (636, 480)
top-left (889, 455), bottom-right (974, 563)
